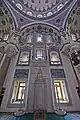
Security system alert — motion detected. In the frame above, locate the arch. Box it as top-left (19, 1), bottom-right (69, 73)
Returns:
top-left (20, 22), bottom-right (60, 32)
top-left (63, 0), bottom-right (77, 31)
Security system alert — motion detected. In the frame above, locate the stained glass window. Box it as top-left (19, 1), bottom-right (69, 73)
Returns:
top-left (35, 49), bottom-right (44, 60)
top-left (14, 69), bottom-right (29, 78)
top-left (10, 69), bottom-right (29, 104)
top-left (51, 69), bottom-right (66, 78)
top-left (51, 69), bottom-right (69, 103)
top-left (49, 47), bottom-right (61, 65)
top-left (18, 52), bottom-right (29, 65)
top-left (50, 52), bottom-right (61, 65)
top-left (46, 35), bottom-right (52, 43)
top-left (11, 81), bottom-right (26, 104)
top-left (27, 35), bottom-right (32, 43)
top-left (3, 34), bottom-right (9, 41)
top-left (37, 34), bottom-right (43, 42)
top-left (71, 34), bottom-right (76, 41)
top-left (54, 80), bottom-right (69, 103)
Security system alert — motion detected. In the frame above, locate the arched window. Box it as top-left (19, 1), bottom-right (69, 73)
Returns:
top-left (18, 52), bottom-right (29, 65)
top-left (37, 34), bottom-right (43, 42)
top-left (27, 35), bottom-right (32, 43)
top-left (46, 35), bottom-right (52, 43)
top-left (71, 34), bottom-right (76, 41)
top-left (3, 34), bottom-right (9, 41)
top-left (50, 52), bottom-right (61, 65)
top-left (35, 49), bottom-right (44, 60)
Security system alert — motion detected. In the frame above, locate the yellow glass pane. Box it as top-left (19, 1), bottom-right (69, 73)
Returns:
top-left (20, 83), bottom-right (25, 86)
top-left (54, 80), bottom-right (69, 103)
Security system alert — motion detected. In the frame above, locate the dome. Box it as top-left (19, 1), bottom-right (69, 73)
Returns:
top-left (6, 0), bottom-right (72, 20)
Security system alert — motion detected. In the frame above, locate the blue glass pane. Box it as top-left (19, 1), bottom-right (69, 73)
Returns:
top-left (14, 69), bottom-right (29, 78)
top-left (20, 46), bottom-right (31, 52)
top-left (51, 69), bottom-right (66, 78)
top-left (49, 47), bottom-right (59, 52)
